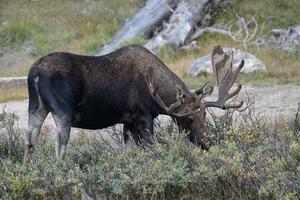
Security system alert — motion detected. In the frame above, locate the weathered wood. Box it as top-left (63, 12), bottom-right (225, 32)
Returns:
top-left (145, 0), bottom-right (231, 53)
top-left (98, 0), bottom-right (232, 55)
top-left (97, 0), bottom-right (179, 55)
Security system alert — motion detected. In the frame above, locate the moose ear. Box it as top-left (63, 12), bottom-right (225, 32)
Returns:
top-left (194, 82), bottom-right (214, 97)
top-left (194, 88), bottom-right (203, 95)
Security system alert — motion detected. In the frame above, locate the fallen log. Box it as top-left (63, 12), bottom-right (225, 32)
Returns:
top-left (145, 0), bottom-right (230, 53)
top-left (98, 0), bottom-right (232, 55)
top-left (97, 0), bottom-right (179, 55)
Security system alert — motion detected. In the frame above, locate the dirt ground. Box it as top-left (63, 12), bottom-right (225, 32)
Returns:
top-left (1, 84), bottom-right (299, 139)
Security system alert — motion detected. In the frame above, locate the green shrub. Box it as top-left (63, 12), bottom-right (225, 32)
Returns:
top-left (0, 22), bottom-right (40, 48)
top-left (0, 107), bottom-right (299, 199)
top-left (0, 109), bottom-right (23, 160)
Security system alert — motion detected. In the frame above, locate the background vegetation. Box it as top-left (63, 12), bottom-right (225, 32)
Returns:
top-left (0, 0), bottom-right (300, 81)
top-left (1, 0), bottom-right (300, 102)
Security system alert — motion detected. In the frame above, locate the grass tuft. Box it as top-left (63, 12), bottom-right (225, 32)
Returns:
top-left (0, 22), bottom-right (37, 48)
top-left (0, 86), bottom-right (28, 103)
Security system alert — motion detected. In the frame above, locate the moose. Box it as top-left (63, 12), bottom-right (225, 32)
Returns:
top-left (25, 45), bottom-right (244, 159)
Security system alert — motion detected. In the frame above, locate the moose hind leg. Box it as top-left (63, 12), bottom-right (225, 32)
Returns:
top-left (123, 124), bottom-right (130, 145)
top-left (52, 113), bottom-right (71, 159)
top-left (25, 106), bottom-right (48, 158)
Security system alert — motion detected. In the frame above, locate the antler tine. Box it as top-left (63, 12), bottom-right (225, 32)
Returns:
top-left (197, 82), bottom-right (214, 101)
top-left (204, 46), bottom-right (244, 110)
top-left (233, 60), bottom-right (245, 81)
top-left (225, 100), bottom-right (244, 109)
top-left (145, 67), bottom-right (181, 113)
top-left (227, 83), bottom-right (242, 100)
top-left (145, 66), bottom-right (203, 118)
top-left (194, 82), bottom-right (210, 95)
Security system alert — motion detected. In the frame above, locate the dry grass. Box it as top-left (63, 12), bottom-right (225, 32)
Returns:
top-left (163, 34), bottom-right (235, 75)
top-left (0, 0), bottom-right (143, 76)
top-left (0, 59), bottom-right (32, 77)
top-left (165, 54), bottom-right (199, 75)
top-left (0, 0), bottom-right (143, 55)
top-left (163, 33), bottom-right (300, 87)
top-left (0, 86), bottom-right (27, 102)
top-left (162, 0), bottom-right (300, 86)
top-left (1, 0), bottom-right (300, 102)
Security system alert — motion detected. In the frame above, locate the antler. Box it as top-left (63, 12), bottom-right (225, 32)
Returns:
top-left (204, 46), bottom-right (244, 109)
top-left (145, 67), bottom-right (202, 118)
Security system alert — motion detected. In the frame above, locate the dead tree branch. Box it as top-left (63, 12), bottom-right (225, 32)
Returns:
top-left (191, 15), bottom-right (259, 49)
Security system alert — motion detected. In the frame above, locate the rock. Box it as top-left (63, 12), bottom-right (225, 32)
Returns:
top-left (270, 26), bottom-right (300, 51)
top-left (187, 48), bottom-right (267, 76)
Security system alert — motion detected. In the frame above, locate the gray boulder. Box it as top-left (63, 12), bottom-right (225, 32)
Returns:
top-left (188, 48), bottom-right (267, 76)
top-left (270, 26), bottom-right (300, 51)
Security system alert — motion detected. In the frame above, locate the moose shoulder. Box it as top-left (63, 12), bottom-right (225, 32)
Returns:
top-left (25, 45), bottom-right (244, 159)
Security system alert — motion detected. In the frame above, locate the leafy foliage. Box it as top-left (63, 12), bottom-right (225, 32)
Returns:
top-left (0, 106), bottom-right (300, 199)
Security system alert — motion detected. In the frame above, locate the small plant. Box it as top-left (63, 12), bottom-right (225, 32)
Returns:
top-left (293, 103), bottom-right (300, 137)
top-left (0, 22), bottom-right (37, 48)
top-left (0, 108), bottom-right (23, 159)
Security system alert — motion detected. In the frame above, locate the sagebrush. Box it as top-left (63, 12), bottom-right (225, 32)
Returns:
top-left (0, 105), bottom-right (299, 199)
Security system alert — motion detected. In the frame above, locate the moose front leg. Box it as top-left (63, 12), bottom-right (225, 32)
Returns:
top-left (137, 116), bottom-right (154, 147)
top-left (123, 123), bottom-right (142, 146)
top-left (125, 116), bottom-right (154, 147)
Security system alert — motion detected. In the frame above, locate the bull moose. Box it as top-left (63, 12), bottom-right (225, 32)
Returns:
top-left (25, 45), bottom-right (244, 159)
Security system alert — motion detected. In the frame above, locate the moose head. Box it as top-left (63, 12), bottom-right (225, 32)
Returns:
top-left (145, 45), bottom-right (244, 149)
